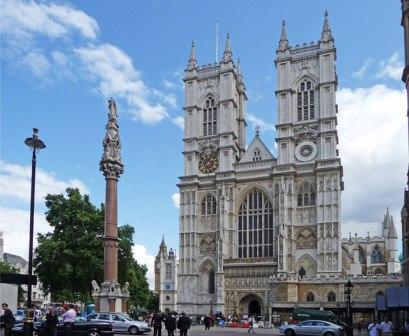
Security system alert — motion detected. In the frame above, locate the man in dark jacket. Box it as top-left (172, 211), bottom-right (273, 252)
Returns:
top-left (1, 303), bottom-right (15, 336)
top-left (164, 313), bottom-right (176, 336)
top-left (177, 312), bottom-right (190, 336)
top-left (151, 311), bottom-right (163, 336)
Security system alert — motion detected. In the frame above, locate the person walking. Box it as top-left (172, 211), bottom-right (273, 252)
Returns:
top-left (151, 311), bottom-right (163, 336)
top-left (248, 315), bottom-right (255, 334)
top-left (368, 319), bottom-right (380, 336)
top-left (204, 315), bottom-right (210, 330)
top-left (380, 318), bottom-right (393, 336)
top-left (45, 308), bottom-right (59, 336)
top-left (1, 303), bottom-right (15, 336)
top-left (177, 312), bottom-right (190, 336)
top-left (164, 313), bottom-right (176, 336)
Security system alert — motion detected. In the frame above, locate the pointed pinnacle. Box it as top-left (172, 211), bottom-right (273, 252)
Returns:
top-left (189, 40), bottom-right (196, 60)
top-left (225, 33), bottom-right (231, 52)
top-left (280, 19), bottom-right (288, 41)
top-left (320, 9), bottom-right (333, 42)
top-left (323, 9), bottom-right (330, 31)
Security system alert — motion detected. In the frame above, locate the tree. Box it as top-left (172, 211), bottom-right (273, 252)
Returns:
top-left (34, 188), bottom-right (104, 302)
top-left (118, 225), bottom-right (151, 308)
top-left (34, 188), bottom-right (154, 308)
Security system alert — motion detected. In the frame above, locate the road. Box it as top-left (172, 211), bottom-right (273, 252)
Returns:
top-left (139, 325), bottom-right (279, 335)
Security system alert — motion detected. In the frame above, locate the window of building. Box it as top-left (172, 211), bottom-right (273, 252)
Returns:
top-left (165, 263), bottom-right (172, 279)
top-left (209, 270), bottom-right (215, 294)
top-left (201, 194), bottom-right (217, 216)
top-left (327, 292), bottom-right (336, 302)
top-left (297, 182), bottom-right (316, 207)
top-left (253, 149), bottom-right (262, 162)
top-left (238, 190), bottom-right (274, 258)
top-left (203, 97), bottom-right (217, 136)
top-left (166, 296), bottom-right (170, 301)
top-left (306, 292), bottom-right (315, 302)
top-left (297, 79), bottom-right (315, 121)
top-left (371, 245), bottom-right (382, 264)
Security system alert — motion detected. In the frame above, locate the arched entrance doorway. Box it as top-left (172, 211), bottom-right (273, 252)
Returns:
top-left (238, 294), bottom-right (263, 316)
top-left (248, 300), bottom-right (261, 315)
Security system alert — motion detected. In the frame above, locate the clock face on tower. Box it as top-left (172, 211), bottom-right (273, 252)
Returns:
top-left (198, 153), bottom-right (219, 174)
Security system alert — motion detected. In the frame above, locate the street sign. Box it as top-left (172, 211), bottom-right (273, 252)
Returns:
top-left (0, 273), bottom-right (37, 285)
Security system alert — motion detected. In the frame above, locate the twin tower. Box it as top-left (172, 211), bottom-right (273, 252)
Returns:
top-left (159, 12), bottom-right (350, 316)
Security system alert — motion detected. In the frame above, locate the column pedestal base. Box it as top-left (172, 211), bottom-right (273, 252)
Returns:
top-left (92, 280), bottom-right (130, 313)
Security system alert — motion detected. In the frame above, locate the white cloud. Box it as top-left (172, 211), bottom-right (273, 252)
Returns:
top-left (0, 0), bottom-right (99, 41)
top-left (352, 58), bottom-right (373, 79)
top-left (171, 192), bottom-right (180, 209)
top-left (132, 244), bottom-right (155, 289)
top-left (376, 52), bottom-right (403, 81)
top-left (75, 44), bottom-right (170, 124)
top-left (337, 84), bottom-right (406, 238)
top-left (247, 113), bottom-right (275, 132)
top-left (0, 207), bottom-right (50, 259)
top-left (162, 79), bottom-right (176, 89)
top-left (0, 161), bottom-right (89, 259)
top-left (1, 0), bottom-right (175, 127)
top-left (0, 160), bottom-right (89, 203)
top-left (172, 116), bottom-right (184, 130)
top-left (21, 51), bottom-right (51, 78)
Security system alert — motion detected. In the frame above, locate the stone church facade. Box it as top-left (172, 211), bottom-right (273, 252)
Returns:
top-left (155, 12), bottom-right (402, 319)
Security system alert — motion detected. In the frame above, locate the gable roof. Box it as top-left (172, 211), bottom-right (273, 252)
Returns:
top-left (240, 133), bottom-right (275, 163)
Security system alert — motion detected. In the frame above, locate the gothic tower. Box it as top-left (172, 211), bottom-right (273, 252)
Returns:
top-left (178, 36), bottom-right (247, 314)
top-left (274, 12), bottom-right (343, 275)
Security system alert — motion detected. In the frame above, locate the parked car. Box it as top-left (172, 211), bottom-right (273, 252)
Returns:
top-left (11, 319), bottom-right (114, 336)
top-left (86, 313), bottom-right (151, 335)
top-left (279, 320), bottom-right (345, 336)
top-left (14, 310), bottom-right (25, 323)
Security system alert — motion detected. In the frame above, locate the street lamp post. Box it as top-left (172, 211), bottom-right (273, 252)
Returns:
top-left (344, 279), bottom-right (354, 336)
top-left (24, 128), bottom-right (46, 336)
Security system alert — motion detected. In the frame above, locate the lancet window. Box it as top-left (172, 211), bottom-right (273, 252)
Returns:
top-left (297, 79), bottom-right (315, 121)
top-left (208, 270), bottom-right (215, 294)
top-left (201, 194), bottom-right (217, 216)
top-left (327, 292), bottom-right (336, 302)
top-left (203, 97), bottom-right (218, 136)
top-left (238, 190), bottom-right (274, 259)
top-left (306, 292), bottom-right (315, 302)
top-left (253, 149), bottom-right (262, 162)
top-left (297, 182), bottom-right (316, 207)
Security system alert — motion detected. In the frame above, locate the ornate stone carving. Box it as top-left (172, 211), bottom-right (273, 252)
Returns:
top-left (100, 99), bottom-right (124, 179)
top-left (293, 126), bottom-right (319, 144)
top-left (296, 227), bottom-right (317, 249)
top-left (91, 280), bottom-right (100, 293)
top-left (199, 233), bottom-right (216, 255)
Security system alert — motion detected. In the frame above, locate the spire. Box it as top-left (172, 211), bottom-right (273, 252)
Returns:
top-left (159, 235), bottom-right (167, 254)
top-left (277, 19), bottom-right (289, 51)
top-left (320, 9), bottom-right (333, 43)
top-left (237, 57), bottom-right (243, 80)
top-left (222, 33), bottom-right (233, 63)
top-left (388, 216), bottom-right (398, 239)
top-left (187, 39), bottom-right (197, 70)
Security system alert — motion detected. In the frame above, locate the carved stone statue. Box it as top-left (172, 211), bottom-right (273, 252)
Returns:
top-left (91, 280), bottom-right (101, 293)
top-left (122, 282), bottom-right (130, 295)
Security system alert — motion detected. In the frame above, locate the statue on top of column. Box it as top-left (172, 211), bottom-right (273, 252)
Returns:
top-left (100, 98), bottom-right (124, 179)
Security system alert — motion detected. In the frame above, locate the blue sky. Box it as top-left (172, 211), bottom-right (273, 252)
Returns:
top-left (0, 0), bottom-right (407, 286)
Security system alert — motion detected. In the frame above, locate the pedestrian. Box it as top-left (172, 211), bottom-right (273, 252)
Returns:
top-left (164, 314), bottom-right (176, 336)
top-left (151, 311), bottom-right (163, 336)
top-left (61, 304), bottom-right (76, 323)
top-left (357, 321), bottom-right (362, 334)
top-left (380, 318), bottom-right (393, 336)
top-left (204, 315), bottom-right (210, 330)
top-left (1, 303), bottom-right (15, 336)
top-left (45, 308), bottom-right (59, 336)
top-left (248, 315), bottom-right (255, 334)
top-left (368, 319), bottom-right (380, 336)
top-left (177, 312), bottom-right (190, 336)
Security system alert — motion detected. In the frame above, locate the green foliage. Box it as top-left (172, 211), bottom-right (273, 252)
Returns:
top-left (34, 188), bottom-right (155, 309)
top-left (34, 188), bottom-right (104, 302)
top-left (0, 260), bottom-right (15, 273)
